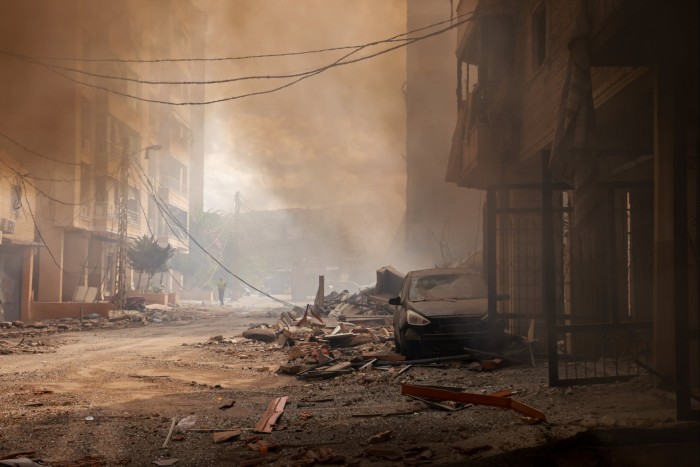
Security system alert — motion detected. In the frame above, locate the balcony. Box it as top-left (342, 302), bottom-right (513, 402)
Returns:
top-left (91, 202), bottom-right (116, 232)
top-left (126, 209), bottom-right (140, 226)
top-left (94, 203), bottom-right (116, 219)
top-left (446, 82), bottom-right (512, 189)
top-left (161, 176), bottom-right (188, 195)
top-left (157, 176), bottom-right (189, 211)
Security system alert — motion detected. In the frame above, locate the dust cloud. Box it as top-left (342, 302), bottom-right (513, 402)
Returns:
top-left (197, 0), bottom-right (409, 276)
top-left (0, 0), bottom-right (458, 286)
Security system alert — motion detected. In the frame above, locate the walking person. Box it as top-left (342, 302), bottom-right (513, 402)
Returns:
top-left (217, 277), bottom-right (226, 306)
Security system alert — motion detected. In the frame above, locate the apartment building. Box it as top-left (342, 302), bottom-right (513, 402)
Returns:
top-left (446, 0), bottom-right (698, 419)
top-left (404, 0), bottom-right (483, 269)
top-left (0, 151), bottom-right (37, 322)
top-left (0, 1), bottom-right (205, 317)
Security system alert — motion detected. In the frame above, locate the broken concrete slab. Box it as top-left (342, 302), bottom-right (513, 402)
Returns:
top-left (242, 328), bottom-right (277, 343)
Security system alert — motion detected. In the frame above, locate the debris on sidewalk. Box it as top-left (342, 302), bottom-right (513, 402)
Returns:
top-left (152, 459), bottom-right (178, 466)
top-left (246, 438), bottom-right (281, 453)
top-left (400, 384), bottom-right (546, 421)
top-left (254, 396), bottom-right (288, 433)
top-left (218, 400), bottom-right (236, 410)
top-left (242, 327), bottom-right (277, 343)
top-left (290, 448), bottom-right (345, 465)
top-left (175, 415), bottom-right (198, 433)
top-left (364, 446), bottom-right (403, 461)
top-left (367, 430), bottom-right (393, 444)
top-left (212, 429), bottom-right (242, 444)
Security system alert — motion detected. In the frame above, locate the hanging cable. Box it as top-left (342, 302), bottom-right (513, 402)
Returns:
top-left (2, 9), bottom-right (485, 106)
top-left (131, 164), bottom-right (297, 308)
top-left (5, 8), bottom-right (481, 65)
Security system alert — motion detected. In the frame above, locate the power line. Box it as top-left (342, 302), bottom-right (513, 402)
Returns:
top-left (0, 157), bottom-right (82, 207)
top-left (131, 164), bottom-right (296, 308)
top-left (4, 10), bottom-right (482, 106)
top-left (6, 9), bottom-right (474, 65)
top-left (0, 131), bottom-right (82, 166)
top-left (17, 178), bottom-right (77, 278)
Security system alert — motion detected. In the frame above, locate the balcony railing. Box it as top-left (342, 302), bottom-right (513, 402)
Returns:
top-left (94, 203), bottom-right (115, 218)
top-left (127, 209), bottom-right (139, 226)
top-left (160, 176), bottom-right (189, 195)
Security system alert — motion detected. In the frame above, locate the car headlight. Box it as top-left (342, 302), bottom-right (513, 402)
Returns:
top-left (407, 310), bottom-right (430, 326)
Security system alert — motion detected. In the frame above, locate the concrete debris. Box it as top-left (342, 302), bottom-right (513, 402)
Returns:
top-left (242, 327), bottom-right (277, 343)
top-left (290, 447), bottom-right (345, 464)
top-left (152, 459), bottom-right (178, 466)
top-left (452, 443), bottom-right (493, 456)
top-left (367, 430), bottom-right (393, 444)
top-left (364, 446), bottom-right (403, 461)
top-left (0, 458), bottom-right (45, 467)
top-left (212, 429), bottom-right (242, 444)
top-left (175, 415), bottom-right (197, 433)
top-left (315, 267), bottom-right (404, 318)
top-left (246, 438), bottom-right (281, 453)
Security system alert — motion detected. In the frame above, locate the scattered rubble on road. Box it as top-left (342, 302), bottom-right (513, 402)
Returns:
top-left (0, 301), bottom-right (689, 466)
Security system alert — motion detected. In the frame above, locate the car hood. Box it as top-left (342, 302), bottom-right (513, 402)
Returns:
top-left (409, 298), bottom-right (488, 317)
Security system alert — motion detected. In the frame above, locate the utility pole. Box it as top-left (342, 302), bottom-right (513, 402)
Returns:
top-left (114, 137), bottom-right (130, 309)
top-left (232, 191), bottom-right (240, 300)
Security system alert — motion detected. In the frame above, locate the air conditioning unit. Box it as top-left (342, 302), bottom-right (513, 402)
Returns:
top-left (0, 218), bottom-right (16, 234)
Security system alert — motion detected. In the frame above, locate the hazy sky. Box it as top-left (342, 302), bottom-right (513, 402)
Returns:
top-left (196, 0), bottom-right (407, 214)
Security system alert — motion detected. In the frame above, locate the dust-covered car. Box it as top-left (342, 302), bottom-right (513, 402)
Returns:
top-left (390, 268), bottom-right (507, 359)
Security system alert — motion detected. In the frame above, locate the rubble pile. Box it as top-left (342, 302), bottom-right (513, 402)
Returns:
top-left (0, 308), bottom-right (209, 341)
top-left (0, 338), bottom-right (56, 355)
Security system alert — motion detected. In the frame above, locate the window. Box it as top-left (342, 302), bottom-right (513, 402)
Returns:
top-left (532, 1), bottom-right (548, 70)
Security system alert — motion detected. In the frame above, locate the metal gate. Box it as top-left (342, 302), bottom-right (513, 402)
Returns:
top-left (485, 153), bottom-right (652, 386)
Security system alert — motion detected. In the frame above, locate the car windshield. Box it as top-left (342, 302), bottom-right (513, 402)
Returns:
top-left (408, 273), bottom-right (487, 302)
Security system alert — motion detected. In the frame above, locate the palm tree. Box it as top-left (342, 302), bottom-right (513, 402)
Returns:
top-left (127, 235), bottom-right (174, 292)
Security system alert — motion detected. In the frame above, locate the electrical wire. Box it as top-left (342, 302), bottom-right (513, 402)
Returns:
top-left (131, 164), bottom-right (297, 308)
top-left (0, 131), bottom-right (82, 166)
top-left (18, 178), bottom-right (76, 277)
top-left (8, 8), bottom-right (477, 65)
top-left (4, 10), bottom-right (482, 106)
top-left (0, 157), bottom-right (82, 207)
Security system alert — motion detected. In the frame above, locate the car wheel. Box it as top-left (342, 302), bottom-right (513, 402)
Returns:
top-left (399, 330), bottom-right (422, 360)
top-left (403, 340), bottom-right (422, 360)
top-left (394, 331), bottom-right (402, 353)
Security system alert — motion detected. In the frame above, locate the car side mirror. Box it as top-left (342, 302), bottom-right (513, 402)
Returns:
top-left (388, 296), bottom-right (401, 306)
top-left (496, 293), bottom-right (511, 301)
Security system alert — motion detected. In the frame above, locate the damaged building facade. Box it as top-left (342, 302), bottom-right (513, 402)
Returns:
top-left (0, 0), bottom-right (206, 320)
top-left (446, 0), bottom-right (698, 419)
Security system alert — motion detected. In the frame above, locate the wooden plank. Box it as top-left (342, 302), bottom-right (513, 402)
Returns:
top-left (254, 396), bottom-right (289, 433)
top-left (324, 362), bottom-right (352, 372)
top-left (400, 384), bottom-right (546, 421)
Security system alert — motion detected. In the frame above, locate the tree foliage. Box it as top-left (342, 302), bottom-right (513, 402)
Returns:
top-left (127, 234), bottom-right (174, 291)
top-left (170, 209), bottom-right (230, 290)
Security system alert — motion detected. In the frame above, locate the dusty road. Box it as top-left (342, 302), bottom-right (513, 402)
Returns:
top-left (0, 299), bottom-right (693, 466)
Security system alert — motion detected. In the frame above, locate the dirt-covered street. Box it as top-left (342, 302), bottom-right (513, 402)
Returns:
top-left (0, 299), bottom-right (693, 466)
